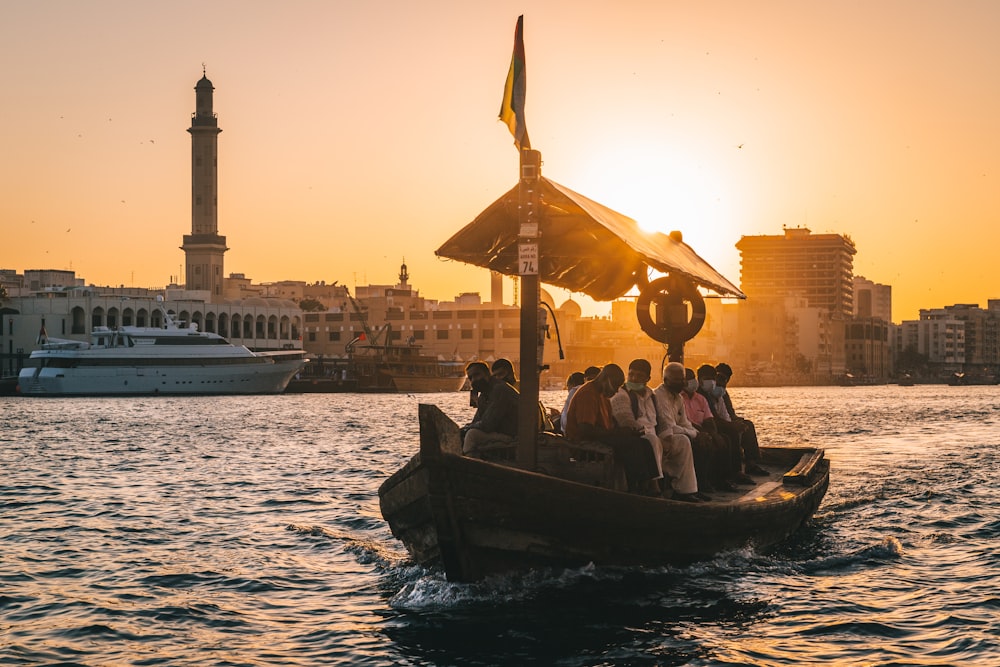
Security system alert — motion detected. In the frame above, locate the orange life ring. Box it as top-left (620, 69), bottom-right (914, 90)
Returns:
top-left (635, 276), bottom-right (706, 344)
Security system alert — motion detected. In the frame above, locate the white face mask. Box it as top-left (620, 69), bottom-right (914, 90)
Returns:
top-left (700, 379), bottom-right (716, 392)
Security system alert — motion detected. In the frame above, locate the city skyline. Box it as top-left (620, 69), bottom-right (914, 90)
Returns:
top-left (3, 1), bottom-right (999, 323)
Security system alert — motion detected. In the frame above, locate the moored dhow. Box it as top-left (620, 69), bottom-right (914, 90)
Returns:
top-left (18, 309), bottom-right (307, 396)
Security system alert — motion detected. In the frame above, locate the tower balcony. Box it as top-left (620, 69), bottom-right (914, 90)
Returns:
top-left (182, 234), bottom-right (228, 251)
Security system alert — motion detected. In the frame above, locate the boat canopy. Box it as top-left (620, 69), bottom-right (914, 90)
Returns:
top-left (436, 177), bottom-right (745, 301)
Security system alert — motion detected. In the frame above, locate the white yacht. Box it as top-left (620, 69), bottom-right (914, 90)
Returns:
top-left (18, 309), bottom-right (307, 396)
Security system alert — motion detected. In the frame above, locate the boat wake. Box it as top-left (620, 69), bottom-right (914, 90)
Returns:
top-left (385, 534), bottom-right (905, 610)
top-left (285, 523), bottom-right (410, 570)
top-left (386, 548), bottom-right (786, 611)
top-left (797, 536), bottom-right (904, 573)
top-left (388, 562), bottom-right (622, 610)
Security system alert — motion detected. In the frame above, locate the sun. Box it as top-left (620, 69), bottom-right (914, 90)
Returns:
top-left (564, 140), bottom-right (738, 253)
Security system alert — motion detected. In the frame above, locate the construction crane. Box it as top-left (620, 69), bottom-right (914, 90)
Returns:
top-left (344, 288), bottom-right (387, 352)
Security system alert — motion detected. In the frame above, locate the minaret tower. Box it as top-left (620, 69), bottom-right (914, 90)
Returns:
top-left (181, 69), bottom-right (228, 299)
top-left (398, 259), bottom-right (409, 289)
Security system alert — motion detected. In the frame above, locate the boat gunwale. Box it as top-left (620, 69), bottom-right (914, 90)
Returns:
top-left (379, 403), bottom-right (830, 580)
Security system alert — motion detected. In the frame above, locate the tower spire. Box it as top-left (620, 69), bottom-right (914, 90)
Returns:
top-left (398, 258), bottom-right (409, 287)
top-left (181, 70), bottom-right (228, 300)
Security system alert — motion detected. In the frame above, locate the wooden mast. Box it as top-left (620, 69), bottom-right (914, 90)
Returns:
top-left (516, 148), bottom-right (542, 469)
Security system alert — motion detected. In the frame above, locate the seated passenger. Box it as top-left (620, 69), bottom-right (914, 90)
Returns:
top-left (653, 363), bottom-right (717, 498)
top-left (610, 359), bottom-right (700, 502)
top-left (564, 363), bottom-right (660, 494)
top-left (491, 358), bottom-right (518, 388)
top-left (559, 371), bottom-right (586, 435)
top-left (715, 362), bottom-right (767, 475)
top-left (460, 361), bottom-right (519, 455)
top-left (696, 364), bottom-right (755, 485)
top-left (680, 367), bottom-right (745, 488)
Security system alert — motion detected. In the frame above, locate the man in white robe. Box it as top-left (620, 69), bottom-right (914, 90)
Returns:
top-left (609, 359), bottom-right (700, 501)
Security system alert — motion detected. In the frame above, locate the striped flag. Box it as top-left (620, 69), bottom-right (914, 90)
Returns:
top-left (499, 15), bottom-right (530, 150)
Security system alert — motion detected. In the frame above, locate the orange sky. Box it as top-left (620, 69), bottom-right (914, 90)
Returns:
top-left (2, 1), bottom-right (999, 323)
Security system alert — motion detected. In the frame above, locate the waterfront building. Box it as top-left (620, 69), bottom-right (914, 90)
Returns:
top-left (728, 227), bottom-right (857, 382)
top-left (895, 316), bottom-right (966, 376)
top-left (895, 303), bottom-right (1000, 379)
top-left (854, 276), bottom-right (892, 322)
top-left (291, 260), bottom-right (716, 387)
top-left (736, 227), bottom-right (857, 318)
top-left (681, 298), bottom-right (751, 376)
top-left (845, 317), bottom-right (892, 380)
top-left (845, 277), bottom-right (893, 381)
top-left (297, 262), bottom-right (567, 377)
top-left (722, 295), bottom-right (844, 383)
top-left (0, 271), bottom-right (303, 377)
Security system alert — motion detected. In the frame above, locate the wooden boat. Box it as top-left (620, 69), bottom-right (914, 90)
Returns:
top-left (348, 343), bottom-right (467, 393)
top-left (379, 16), bottom-right (828, 581)
top-left (0, 375), bottom-right (19, 395)
top-left (289, 288), bottom-right (466, 394)
top-left (284, 346), bottom-right (466, 394)
top-left (380, 404), bottom-right (828, 582)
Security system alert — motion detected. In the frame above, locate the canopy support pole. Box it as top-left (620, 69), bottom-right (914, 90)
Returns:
top-left (516, 148), bottom-right (542, 470)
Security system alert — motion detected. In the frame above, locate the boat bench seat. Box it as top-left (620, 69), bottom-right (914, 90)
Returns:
top-left (538, 434), bottom-right (627, 491)
top-left (782, 449), bottom-right (826, 486)
top-left (476, 439), bottom-right (519, 461)
top-left (475, 433), bottom-right (627, 491)
top-left (475, 431), bottom-right (628, 491)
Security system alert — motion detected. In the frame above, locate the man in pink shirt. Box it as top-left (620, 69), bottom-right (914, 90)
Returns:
top-left (653, 362), bottom-right (716, 498)
top-left (681, 367), bottom-right (746, 491)
top-left (681, 368), bottom-right (714, 427)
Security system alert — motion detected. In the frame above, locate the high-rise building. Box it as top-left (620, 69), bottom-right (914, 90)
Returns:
top-left (853, 276), bottom-right (892, 322)
top-left (181, 72), bottom-right (228, 299)
top-left (736, 227), bottom-right (857, 318)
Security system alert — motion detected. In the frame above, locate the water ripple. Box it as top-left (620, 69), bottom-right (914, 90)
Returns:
top-left (1, 387), bottom-right (998, 665)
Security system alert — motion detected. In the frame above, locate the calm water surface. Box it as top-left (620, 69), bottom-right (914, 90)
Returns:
top-left (1, 386), bottom-right (998, 666)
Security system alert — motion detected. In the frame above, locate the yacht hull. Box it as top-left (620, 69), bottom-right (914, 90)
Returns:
top-left (17, 358), bottom-right (304, 396)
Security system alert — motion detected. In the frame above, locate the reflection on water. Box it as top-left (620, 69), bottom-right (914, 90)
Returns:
top-left (1, 385), bottom-right (999, 665)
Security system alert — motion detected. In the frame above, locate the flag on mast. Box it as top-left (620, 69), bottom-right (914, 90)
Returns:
top-left (499, 15), bottom-right (530, 150)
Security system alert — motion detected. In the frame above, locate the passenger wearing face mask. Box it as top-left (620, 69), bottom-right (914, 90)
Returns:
top-left (676, 366), bottom-right (741, 491)
top-left (715, 363), bottom-right (767, 476)
top-left (460, 361), bottom-right (519, 456)
top-left (564, 364), bottom-right (660, 494)
top-left (697, 364), bottom-right (755, 486)
top-left (609, 359), bottom-right (700, 501)
top-left (654, 363), bottom-right (719, 497)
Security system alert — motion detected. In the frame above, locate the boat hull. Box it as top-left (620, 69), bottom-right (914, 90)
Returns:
top-left (348, 345), bottom-right (466, 393)
top-left (17, 358), bottom-right (305, 396)
top-left (380, 404), bottom-right (830, 581)
top-left (385, 375), bottom-right (468, 393)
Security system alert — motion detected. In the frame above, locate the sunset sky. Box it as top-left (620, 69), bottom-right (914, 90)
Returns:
top-left (2, 1), bottom-right (998, 323)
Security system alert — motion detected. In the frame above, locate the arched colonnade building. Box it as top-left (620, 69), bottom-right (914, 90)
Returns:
top-left (8, 293), bottom-right (303, 353)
